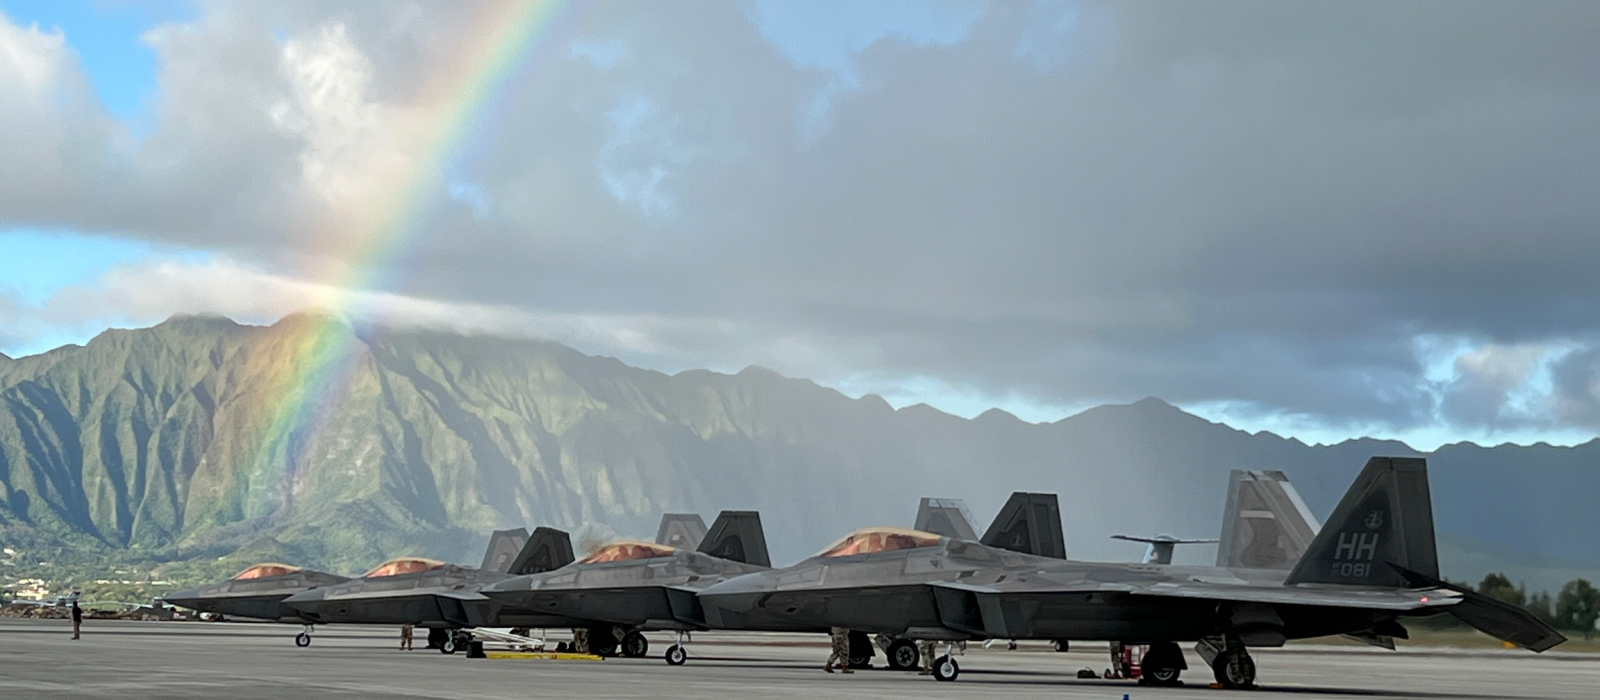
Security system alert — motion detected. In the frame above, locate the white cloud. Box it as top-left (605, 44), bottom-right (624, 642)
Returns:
top-left (4, 1), bottom-right (1600, 444)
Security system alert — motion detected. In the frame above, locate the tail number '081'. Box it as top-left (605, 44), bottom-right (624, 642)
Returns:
top-left (1329, 562), bottom-right (1371, 577)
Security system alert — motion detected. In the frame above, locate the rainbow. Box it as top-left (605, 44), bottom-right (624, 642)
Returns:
top-left (245, 0), bottom-right (573, 511)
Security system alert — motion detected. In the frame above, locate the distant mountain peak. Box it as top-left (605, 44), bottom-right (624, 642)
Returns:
top-left (975, 407), bottom-right (1022, 423)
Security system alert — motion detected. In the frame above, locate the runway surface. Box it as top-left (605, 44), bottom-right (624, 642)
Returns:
top-left (1, 619), bottom-right (1595, 699)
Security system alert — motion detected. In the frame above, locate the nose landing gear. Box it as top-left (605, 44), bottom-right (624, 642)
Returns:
top-left (1198, 635), bottom-right (1258, 689)
top-left (664, 631), bottom-right (689, 665)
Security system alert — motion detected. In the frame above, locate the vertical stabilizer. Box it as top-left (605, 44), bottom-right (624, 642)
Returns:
top-left (507, 527), bottom-right (575, 575)
top-left (481, 528), bottom-right (531, 573)
top-left (656, 513), bottom-right (709, 550)
top-left (1217, 470), bottom-right (1321, 569)
top-left (981, 492), bottom-right (1066, 559)
top-left (1285, 457), bottom-right (1437, 587)
top-left (698, 510), bottom-right (770, 568)
top-left (915, 498), bottom-right (980, 540)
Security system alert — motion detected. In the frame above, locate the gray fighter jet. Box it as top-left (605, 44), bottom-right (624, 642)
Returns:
top-left (281, 526), bottom-right (575, 651)
top-left (162, 563), bottom-right (350, 637)
top-left (699, 457), bottom-right (1564, 688)
top-left (480, 510), bottom-right (781, 665)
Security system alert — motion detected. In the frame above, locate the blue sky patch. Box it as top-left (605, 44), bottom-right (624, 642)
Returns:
top-left (0, 0), bottom-right (193, 129)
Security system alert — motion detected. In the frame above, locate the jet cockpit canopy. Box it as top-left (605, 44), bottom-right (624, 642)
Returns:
top-left (817, 527), bottom-right (942, 558)
top-left (362, 558), bottom-right (446, 578)
top-left (230, 563), bottom-right (302, 580)
top-left (579, 540), bottom-right (678, 564)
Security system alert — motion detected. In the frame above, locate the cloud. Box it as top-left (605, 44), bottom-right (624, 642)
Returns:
top-left (3, 1), bottom-right (1600, 441)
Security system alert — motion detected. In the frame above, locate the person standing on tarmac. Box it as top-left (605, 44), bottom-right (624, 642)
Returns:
top-left (824, 627), bottom-right (853, 673)
top-left (70, 600), bottom-right (83, 640)
top-left (918, 639), bottom-right (935, 675)
top-left (399, 624), bottom-right (413, 651)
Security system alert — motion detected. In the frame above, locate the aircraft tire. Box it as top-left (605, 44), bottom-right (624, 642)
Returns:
top-left (884, 639), bottom-right (919, 671)
top-left (1139, 641), bottom-right (1185, 686)
top-left (588, 630), bottom-right (618, 658)
top-left (1052, 639), bottom-right (1069, 652)
top-left (846, 630), bottom-right (874, 669)
top-left (665, 644), bottom-right (687, 666)
top-left (621, 632), bottom-right (649, 658)
top-left (931, 655), bottom-right (959, 682)
top-left (294, 633), bottom-right (311, 648)
top-left (440, 636), bottom-right (458, 654)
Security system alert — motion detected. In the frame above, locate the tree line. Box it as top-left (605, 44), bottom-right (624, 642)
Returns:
top-left (1472, 573), bottom-right (1599, 639)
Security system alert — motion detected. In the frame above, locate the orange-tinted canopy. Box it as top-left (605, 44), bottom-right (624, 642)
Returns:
top-left (363, 558), bottom-right (446, 578)
top-left (817, 527), bottom-right (942, 558)
top-left (230, 563), bottom-right (302, 580)
top-left (578, 540), bottom-right (677, 565)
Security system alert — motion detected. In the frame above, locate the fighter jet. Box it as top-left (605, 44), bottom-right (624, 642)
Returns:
top-left (698, 491), bottom-right (1070, 671)
top-left (281, 526), bottom-right (576, 651)
top-left (479, 510), bottom-right (782, 665)
top-left (699, 457), bottom-right (1564, 688)
top-left (162, 563), bottom-right (350, 640)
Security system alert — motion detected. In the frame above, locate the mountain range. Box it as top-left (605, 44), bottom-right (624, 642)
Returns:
top-left (1, 314), bottom-right (1595, 593)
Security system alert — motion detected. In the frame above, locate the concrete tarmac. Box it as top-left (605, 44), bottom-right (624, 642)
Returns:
top-left (1, 619), bottom-right (1595, 699)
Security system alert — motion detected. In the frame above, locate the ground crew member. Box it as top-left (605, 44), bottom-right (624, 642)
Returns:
top-left (918, 639), bottom-right (935, 675)
top-left (572, 628), bottom-right (589, 654)
top-left (400, 624), bottom-right (413, 650)
top-left (70, 600), bottom-right (83, 640)
top-left (824, 627), bottom-right (853, 673)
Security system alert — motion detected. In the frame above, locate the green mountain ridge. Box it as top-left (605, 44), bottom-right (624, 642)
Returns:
top-left (0, 315), bottom-right (1596, 593)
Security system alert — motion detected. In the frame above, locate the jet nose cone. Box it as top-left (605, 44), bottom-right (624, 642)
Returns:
top-left (281, 588), bottom-right (328, 615)
top-left (699, 572), bottom-right (767, 598)
top-left (478, 575), bottom-right (532, 597)
top-left (697, 572), bottom-right (777, 629)
top-left (161, 586), bottom-right (207, 610)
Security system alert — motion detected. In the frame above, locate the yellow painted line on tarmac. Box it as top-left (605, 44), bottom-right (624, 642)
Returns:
top-left (485, 651), bottom-right (604, 661)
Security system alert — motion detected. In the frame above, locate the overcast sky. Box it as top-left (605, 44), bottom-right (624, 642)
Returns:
top-left (1, 0), bottom-right (1598, 449)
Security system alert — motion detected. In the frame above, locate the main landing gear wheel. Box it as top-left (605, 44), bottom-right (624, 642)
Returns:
top-left (931, 655), bottom-right (960, 682)
top-left (588, 630), bottom-right (619, 658)
top-left (885, 639), bottom-right (919, 671)
top-left (665, 644), bottom-right (687, 666)
top-left (621, 632), bottom-right (649, 658)
top-left (294, 633), bottom-right (311, 648)
top-left (1139, 641), bottom-right (1185, 687)
top-left (846, 630), bottom-right (874, 669)
top-left (1212, 647), bottom-right (1257, 689)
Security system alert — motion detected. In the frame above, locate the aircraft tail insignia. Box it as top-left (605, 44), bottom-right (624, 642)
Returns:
top-left (980, 492), bottom-right (1066, 559)
top-left (1285, 457), bottom-right (1437, 588)
top-left (699, 510), bottom-right (771, 568)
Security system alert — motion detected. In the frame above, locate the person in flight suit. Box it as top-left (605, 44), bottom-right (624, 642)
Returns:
top-left (824, 627), bottom-right (853, 673)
